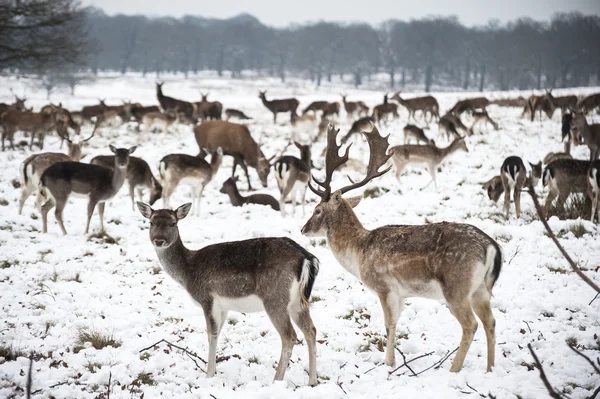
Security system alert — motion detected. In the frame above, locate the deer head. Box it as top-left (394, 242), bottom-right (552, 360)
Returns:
top-left (301, 122), bottom-right (392, 237)
top-left (258, 90), bottom-right (267, 100)
top-left (137, 202), bottom-right (191, 248)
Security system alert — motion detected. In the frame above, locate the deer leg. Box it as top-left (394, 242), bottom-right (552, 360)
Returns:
top-left (514, 174), bottom-right (525, 218)
top-left (29, 131), bottom-right (36, 150)
top-left (280, 182), bottom-right (294, 217)
top-left (204, 308), bottom-right (227, 378)
top-left (501, 174), bottom-right (511, 219)
top-left (447, 300), bottom-right (478, 372)
top-left (84, 199), bottom-right (98, 234)
top-left (265, 303), bottom-right (297, 382)
top-left (18, 185), bottom-right (34, 215)
top-left (377, 291), bottom-right (402, 367)
top-left (237, 160), bottom-right (252, 191)
top-left (300, 183), bottom-right (307, 217)
top-left (98, 202), bottom-right (105, 232)
top-left (273, 112), bottom-right (277, 124)
top-left (544, 188), bottom-right (558, 218)
top-left (54, 197), bottom-right (68, 236)
top-left (41, 197), bottom-right (55, 234)
top-left (472, 287), bottom-right (495, 372)
top-left (129, 183), bottom-right (135, 211)
top-left (421, 166), bottom-right (437, 191)
top-left (289, 306), bottom-right (318, 386)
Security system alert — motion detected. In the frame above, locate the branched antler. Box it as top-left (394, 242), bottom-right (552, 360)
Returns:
top-left (309, 122), bottom-right (352, 199)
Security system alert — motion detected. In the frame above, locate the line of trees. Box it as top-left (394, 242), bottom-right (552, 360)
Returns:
top-left (2, 2), bottom-right (599, 93)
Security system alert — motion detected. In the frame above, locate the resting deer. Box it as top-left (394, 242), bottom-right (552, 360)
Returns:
top-left (258, 91), bottom-right (299, 124)
top-left (39, 145), bottom-right (136, 235)
top-left (391, 138), bottom-right (469, 190)
top-left (225, 108), bottom-right (252, 121)
top-left (500, 156), bottom-right (541, 219)
top-left (571, 112), bottom-right (600, 160)
top-left (158, 149), bottom-right (222, 215)
top-left (589, 160), bottom-right (600, 223)
top-left (220, 177), bottom-right (280, 211)
top-left (390, 91), bottom-right (439, 122)
top-left (403, 124), bottom-right (434, 145)
top-left (91, 155), bottom-right (163, 211)
top-left (470, 111), bottom-right (499, 134)
top-left (542, 159), bottom-right (590, 218)
top-left (136, 202), bottom-right (319, 385)
top-left (273, 142), bottom-right (311, 216)
top-left (302, 122), bottom-right (502, 373)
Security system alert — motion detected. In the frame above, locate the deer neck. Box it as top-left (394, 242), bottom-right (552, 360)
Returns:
top-left (112, 164), bottom-right (128, 192)
top-left (326, 203), bottom-right (369, 278)
top-left (225, 186), bottom-right (244, 206)
top-left (154, 235), bottom-right (191, 287)
top-left (440, 141), bottom-right (461, 160)
top-left (260, 97), bottom-right (270, 107)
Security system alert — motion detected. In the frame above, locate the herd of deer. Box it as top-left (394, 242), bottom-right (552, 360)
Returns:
top-left (2, 81), bottom-right (600, 386)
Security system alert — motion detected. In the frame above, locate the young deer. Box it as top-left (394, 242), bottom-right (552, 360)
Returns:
top-left (225, 108), bottom-right (252, 121)
top-left (542, 159), bottom-right (590, 218)
top-left (403, 124), bottom-right (434, 145)
top-left (18, 131), bottom-right (94, 215)
top-left (136, 202), bottom-right (319, 385)
top-left (500, 156), bottom-right (542, 219)
top-left (390, 138), bottom-right (469, 190)
top-left (470, 111), bottom-right (499, 134)
top-left (158, 149), bottom-right (222, 215)
top-left (589, 160), bottom-right (600, 223)
top-left (220, 177), bottom-right (280, 211)
top-left (273, 142), bottom-right (311, 216)
top-left (258, 91), bottom-right (299, 124)
top-left (39, 145), bottom-right (136, 235)
top-left (482, 176), bottom-right (503, 203)
top-left (302, 123), bottom-right (502, 373)
top-left (91, 155), bottom-right (163, 211)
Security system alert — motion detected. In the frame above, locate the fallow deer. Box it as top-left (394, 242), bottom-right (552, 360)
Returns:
top-left (158, 149), bottom-right (222, 215)
top-left (391, 138), bottom-right (469, 190)
top-left (1, 106), bottom-right (63, 150)
top-left (194, 121), bottom-right (272, 190)
top-left (136, 202), bottom-right (319, 385)
top-left (39, 145), bottom-right (136, 235)
top-left (526, 94), bottom-right (554, 121)
top-left (321, 102), bottom-right (340, 120)
top-left (449, 97), bottom-right (490, 115)
top-left (18, 130), bottom-right (94, 214)
top-left (403, 124), bottom-right (434, 145)
top-left (196, 92), bottom-right (222, 121)
top-left (562, 113), bottom-right (574, 154)
top-left (588, 160), bottom-right (600, 223)
top-left (470, 110), bottom-right (499, 134)
top-left (390, 91), bottom-right (440, 122)
top-left (220, 177), bottom-right (280, 211)
top-left (491, 97), bottom-right (527, 108)
top-left (500, 156), bottom-right (542, 219)
top-left (156, 82), bottom-right (197, 123)
top-left (482, 176), bottom-right (503, 203)
top-left (544, 90), bottom-right (577, 116)
top-left (91, 155), bottom-right (163, 211)
top-left (302, 101), bottom-right (328, 115)
top-left (439, 112), bottom-right (469, 140)
top-left (571, 112), bottom-right (600, 160)
top-left (273, 142), bottom-right (311, 216)
top-left (302, 122), bottom-right (502, 373)
top-left (0, 94), bottom-right (27, 114)
top-left (542, 159), bottom-right (590, 218)
top-left (543, 152), bottom-right (572, 165)
top-left (225, 108), bottom-right (252, 121)
top-left (340, 117), bottom-right (376, 145)
top-left (340, 94), bottom-right (368, 118)
top-left (576, 93), bottom-right (600, 115)
top-left (258, 91), bottom-right (299, 124)
top-left (141, 110), bottom-right (179, 136)
top-left (372, 94), bottom-right (399, 124)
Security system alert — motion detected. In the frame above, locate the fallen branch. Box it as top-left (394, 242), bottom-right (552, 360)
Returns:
top-left (412, 347), bottom-right (459, 376)
top-left (388, 351), bottom-right (434, 375)
top-left (567, 345), bottom-right (600, 375)
top-left (139, 339), bottom-right (207, 371)
top-left (336, 377), bottom-right (347, 395)
top-left (466, 382), bottom-right (486, 398)
top-left (107, 371), bottom-right (111, 399)
top-left (527, 343), bottom-right (562, 399)
top-left (589, 293), bottom-right (599, 306)
top-left (508, 245), bottom-right (521, 265)
top-left (26, 358), bottom-right (32, 399)
top-left (395, 347), bottom-right (417, 377)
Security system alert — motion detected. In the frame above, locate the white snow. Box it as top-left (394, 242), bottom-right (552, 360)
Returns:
top-left (0, 73), bottom-right (599, 398)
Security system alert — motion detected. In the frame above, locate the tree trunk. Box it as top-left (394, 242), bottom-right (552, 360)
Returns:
top-left (217, 48), bottom-right (224, 77)
top-left (317, 67), bottom-right (322, 87)
top-left (424, 65), bottom-right (433, 92)
top-left (279, 52), bottom-right (286, 83)
top-left (401, 67), bottom-right (406, 87)
top-left (536, 59), bottom-right (542, 90)
top-left (327, 47), bottom-right (336, 82)
top-left (463, 58), bottom-right (470, 90)
top-left (389, 66), bottom-right (395, 89)
top-left (478, 64), bottom-right (486, 92)
top-left (354, 68), bottom-right (362, 88)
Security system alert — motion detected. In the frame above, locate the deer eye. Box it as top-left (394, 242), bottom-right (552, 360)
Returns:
top-left (170, 222), bottom-right (176, 227)
top-left (150, 222), bottom-right (154, 226)
top-left (315, 209), bottom-right (321, 215)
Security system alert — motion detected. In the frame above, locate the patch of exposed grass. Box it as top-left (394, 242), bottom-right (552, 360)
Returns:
top-left (83, 251), bottom-right (94, 257)
top-left (76, 328), bottom-right (121, 350)
top-left (0, 344), bottom-right (25, 361)
top-left (310, 296), bottom-right (322, 303)
top-left (150, 265), bottom-right (161, 275)
top-left (547, 195), bottom-right (591, 221)
top-left (66, 273), bottom-right (82, 283)
top-left (30, 213), bottom-right (38, 220)
top-left (363, 186), bottom-right (389, 199)
top-left (108, 218), bottom-right (122, 225)
top-left (164, 316), bottom-right (182, 323)
top-left (546, 265), bottom-right (568, 274)
top-left (86, 360), bottom-right (102, 373)
top-left (139, 352), bottom-right (151, 361)
top-left (568, 223), bottom-right (588, 238)
top-left (1, 259), bottom-right (18, 269)
top-left (88, 231), bottom-right (118, 245)
top-left (542, 311), bottom-right (554, 318)
top-left (0, 199), bottom-right (8, 207)
top-left (132, 372), bottom-right (156, 386)
top-left (342, 309), bottom-right (355, 320)
top-left (0, 224), bottom-right (13, 231)
top-left (248, 355), bottom-right (260, 364)
top-left (565, 337), bottom-right (578, 347)
top-left (50, 270), bottom-right (59, 282)
top-left (228, 319), bottom-right (238, 326)
top-left (11, 179), bottom-right (21, 189)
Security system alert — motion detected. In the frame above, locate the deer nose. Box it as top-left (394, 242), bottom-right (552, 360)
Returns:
top-left (153, 239), bottom-right (166, 247)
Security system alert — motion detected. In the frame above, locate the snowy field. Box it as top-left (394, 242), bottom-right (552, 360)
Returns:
top-left (0, 73), bottom-right (599, 398)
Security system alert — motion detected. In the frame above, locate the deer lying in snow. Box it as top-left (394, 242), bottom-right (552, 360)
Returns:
top-left (39, 145), bottom-right (137, 235)
top-left (136, 202), bottom-right (319, 385)
top-left (500, 156), bottom-right (541, 219)
top-left (390, 138), bottom-right (469, 190)
top-left (302, 122), bottom-right (502, 373)
top-left (273, 142), bottom-right (311, 216)
top-left (158, 149), bottom-right (223, 215)
top-left (220, 177), bottom-right (280, 211)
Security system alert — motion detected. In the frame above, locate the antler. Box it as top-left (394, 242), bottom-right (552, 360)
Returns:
top-left (82, 129), bottom-right (96, 142)
top-left (308, 122), bottom-right (352, 199)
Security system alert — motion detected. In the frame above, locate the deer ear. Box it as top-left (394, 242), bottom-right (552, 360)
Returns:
top-left (345, 195), bottom-right (362, 208)
top-left (294, 141), bottom-right (302, 149)
top-left (109, 144), bottom-right (117, 153)
top-left (136, 202), bottom-right (153, 219)
top-left (128, 146), bottom-right (137, 154)
top-left (176, 203), bottom-right (192, 220)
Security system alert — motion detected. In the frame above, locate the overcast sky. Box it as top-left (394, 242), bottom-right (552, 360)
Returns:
top-left (82, 0), bottom-right (600, 27)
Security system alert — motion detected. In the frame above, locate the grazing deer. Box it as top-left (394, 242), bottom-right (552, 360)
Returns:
top-left (302, 101), bottom-right (328, 115)
top-left (141, 110), bottom-right (179, 135)
top-left (571, 112), bottom-right (600, 160)
top-left (340, 94), bottom-right (368, 118)
top-left (542, 159), bottom-right (590, 218)
top-left (403, 124), bottom-right (434, 145)
top-left (302, 122), bottom-right (502, 373)
top-left (390, 91), bottom-right (440, 122)
top-left (39, 145), bottom-right (137, 235)
top-left (526, 94), bottom-right (554, 121)
top-left (258, 91), bottom-right (299, 124)
top-left (220, 177), bottom-right (280, 211)
top-left (79, 100), bottom-right (109, 124)
top-left (470, 111), bottom-right (499, 134)
top-left (482, 176), bottom-right (503, 203)
top-left (544, 90), bottom-right (577, 116)
top-left (589, 160), bottom-right (600, 223)
top-left (131, 105), bottom-right (161, 125)
top-left (321, 102), bottom-right (340, 120)
top-left (438, 113), bottom-right (465, 141)
top-left (576, 93), bottom-right (600, 115)
top-left (450, 97), bottom-right (490, 115)
top-left (194, 121), bottom-right (272, 190)
top-left (500, 156), bottom-right (541, 219)
top-left (136, 202), bottom-right (318, 385)
top-left (391, 138), bottom-right (469, 190)
top-left (91, 155), bottom-right (163, 211)
top-left (1, 106), bottom-right (64, 150)
top-left (19, 152), bottom-right (71, 215)
top-left (225, 108), bottom-right (252, 121)
top-left (273, 142), bottom-right (311, 216)
top-left (340, 117), bottom-right (375, 145)
top-left (156, 82), bottom-right (197, 123)
top-left (158, 149), bottom-right (222, 215)
top-left (372, 94), bottom-right (399, 124)
top-left (491, 97), bottom-right (527, 108)
top-left (196, 92), bottom-right (223, 121)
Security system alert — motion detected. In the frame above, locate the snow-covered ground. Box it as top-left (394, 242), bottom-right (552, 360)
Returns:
top-left (0, 73), bottom-right (599, 399)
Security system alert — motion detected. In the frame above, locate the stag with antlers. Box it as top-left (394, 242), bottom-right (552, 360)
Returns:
top-left (301, 123), bottom-right (502, 373)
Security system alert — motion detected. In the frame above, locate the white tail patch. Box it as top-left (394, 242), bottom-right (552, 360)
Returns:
top-left (299, 258), bottom-right (320, 304)
top-left (158, 161), bottom-right (167, 179)
top-left (590, 168), bottom-right (599, 191)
